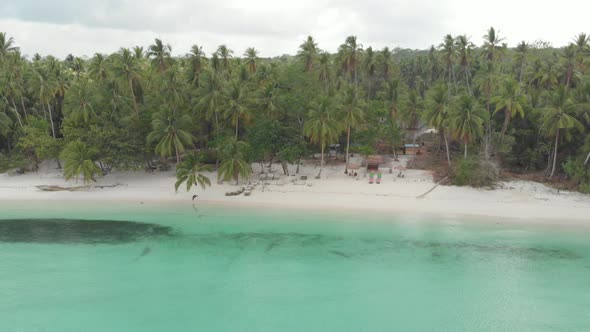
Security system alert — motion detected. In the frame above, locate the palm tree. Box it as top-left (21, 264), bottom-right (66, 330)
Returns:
top-left (174, 153), bottom-right (212, 192)
top-left (304, 97), bottom-right (342, 178)
top-left (64, 78), bottom-right (96, 125)
top-left (340, 85), bottom-right (364, 173)
top-left (196, 70), bottom-right (224, 137)
top-left (0, 32), bottom-right (19, 64)
top-left (187, 44), bottom-right (205, 86)
top-left (363, 47), bottom-right (377, 96)
top-left (148, 38), bottom-right (173, 73)
top-left (561, 45), bottom-right (577, 88)
top-left (218, 138), bottom-right (251, 184)
top-left (216, 45), bottom-right (233, 75)
top-left (225, 80), bottom-right (251, 139)
top-left (482, 27), bottom-right (504, 62)
top-left (244, 47), bottom-right (258, 74)
top-left (540, 87), bottom-right (584, 178)
top-left (514, 41), bottom-right (528, 83)
top-left (425, 83), bottom-right (452, 166)
top-left (380, 47), bottom-right (394, 79)
top-left (451, 94), bottom-right (485, 158)
top-left (338, 36), bottom-right (363, 88)
top-left (440, 34), bottom-right (456, 91)
top-left (297, 36), bottom-right (318, 72)
top-left (88, 53), bottom-right (109, 82)
top-left (60, 140), bottom-right (101, 183)
top-left (455, 35), bottom-right (474, 94)
top-left (29, 65), bottom-right (57, 138)
top-left (491, 77), bottom-right (527, 137)
top-left (381, 79), bottom-right (402, 157)
top-left (147, 110), bottom-right (194, 164)
top-left (112, 48), bottom-right (142, 116)
top-left (318, 52), bottom-right (332, 90)
top-left (402, 90), bottom-right (422, 146)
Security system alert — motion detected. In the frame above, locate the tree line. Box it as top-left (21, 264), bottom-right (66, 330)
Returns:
top-left (0, 28), bottom-right (589, 191)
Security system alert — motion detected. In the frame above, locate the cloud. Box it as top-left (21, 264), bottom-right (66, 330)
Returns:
top-left (0, 0), bottom-right (588, 58)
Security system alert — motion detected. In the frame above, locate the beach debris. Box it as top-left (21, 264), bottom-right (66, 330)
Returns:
top-left (192, 194), bottom-right (198, 201)
top-left (225, 187), bottom-right (245, 196)
top-left (35, 183), bottom-right (123, 192)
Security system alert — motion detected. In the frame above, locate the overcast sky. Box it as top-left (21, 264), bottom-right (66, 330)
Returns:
top-left (1, 0), bottom-right (588, 58)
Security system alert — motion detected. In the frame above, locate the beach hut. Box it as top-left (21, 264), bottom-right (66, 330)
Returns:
top-left (403, 143), bottom-right (423, 155)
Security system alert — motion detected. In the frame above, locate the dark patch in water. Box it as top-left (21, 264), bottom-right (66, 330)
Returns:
top-left (0, 219), bottom-right (174, 244)
top-left (135, 246), bottom-right (152, 261)
top-left (265, 240), bottom-right (281, 252)
top-left (328, 250), bottom-right (351, 258)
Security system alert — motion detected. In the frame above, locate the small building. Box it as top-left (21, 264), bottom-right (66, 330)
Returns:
top-left (403, 143), bottom-right (423, 155)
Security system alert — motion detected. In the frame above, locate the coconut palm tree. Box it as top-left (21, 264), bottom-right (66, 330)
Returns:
top-left (340, 85), bottom-right (364, 173)
top-left (29, 65), bottom-right (57, 138)
top-left (147, 110), bottom-right (194, 164)
top-left (455, 35), bottom-right (474, 94)
top-left (363, 47), bottom-right (377, 97)
top-left (60, 140), bottom-right (101, 183)
top-left (196, 70), bottom-right (224, 137)
top-left (304, 97), bottom-right (342, 178)
top-left (451, 94), bottom-right (485, 158)
top-left (218, 138), bottom-right (251, 184)
top-left (491, 77), bottom-right (527, 137)
top-left (187, 44), bottom-right (205, 86)
top-left (540, 86), bottom-right (585, 178)
top-left (338, 36), bottom-right (363, 87)
top-left (216, 45), bottom-right (233, 75)
top-left (425, 83), bottom-right (452, 166)
top-left (0, 32), bottom-right (19, 64)
top-left (244, 47), bottom-right (258, 74)
top-left (561, 45), bottom-right (577, 88)
top-left (402, 90), bottom-right (423, 146)
top-left (483, 27), bottom-right (504, 62)
top-left (148, 38), bottom-right (173, 73)
top-left (514, 41), bottom-right (528, 84)
top-left (174, 153), bottom-right (212, 192)
top-left (440, 34), bottom-right (456, 90)
top-left (0, 111), bottom-right (13, 139)
top-left (379, 47), bottom-right (394, 79)
top-left (112, 48), bottom-right (142, 116)
top-left (225, 80), bottom-right (251, 139)
top-left (318, 52), bottom-right (332, 90)
top-left (298, 36), bottom-right (318, 72)
top-left (64, 78), bottom-right (96, 125)
top-left (88, 53), bottom-right (109, 82)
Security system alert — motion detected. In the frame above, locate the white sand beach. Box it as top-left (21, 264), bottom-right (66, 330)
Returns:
top-left (1, 157), bottom-right (589, 226)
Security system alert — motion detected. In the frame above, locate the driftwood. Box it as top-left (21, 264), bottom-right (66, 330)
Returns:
top-left (416, 176), bottom-right (449, 199)
top-left (36, 183), bottom-right (123, 192)
top-left (225, 187), bottom-right (245, 196)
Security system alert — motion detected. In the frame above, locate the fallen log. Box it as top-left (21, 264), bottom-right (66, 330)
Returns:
top-left (416, 176), bottom-right (449, 199)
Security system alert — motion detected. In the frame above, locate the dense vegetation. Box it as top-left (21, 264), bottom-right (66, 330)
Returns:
top-left (1, 29), bottom-right (589, 191)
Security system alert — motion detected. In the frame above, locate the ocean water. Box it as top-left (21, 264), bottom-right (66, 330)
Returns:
top-left (0, 201), bottom-right (589, 332)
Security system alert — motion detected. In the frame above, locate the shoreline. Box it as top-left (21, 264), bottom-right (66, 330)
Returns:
top-left (1, 161), bottom-right (590, 229)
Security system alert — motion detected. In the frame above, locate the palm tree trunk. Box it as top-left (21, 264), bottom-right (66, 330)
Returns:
top-left (464, 141), bottom-right (468, 159)
top-left (175, 145), bottom-right (180, 165)
top-left (20, 97), bottom-right (27, 117)
top-left (128, 78), bottom-right (139, 116)
top-left (519, 63), bottom-right (524, 84)
top-left (501, 109), bottom-right (511, 137)
top-left (465, 67), bottom-right (472, 95)
top-left (10, 100), bottom-right (23, 128)
top-left (47, 103), bottom-right (56, 138)
top-left (443, 132), bottom-right (451, 167)
top-left (549, 128), bottom-right (559, 178)
top-left (345, 124), bottom-right (351, 173)
top-left (41, 103), bottom-right (48, 121)
top-left (584, 151), bottom-right (590, 166)
top-left (235, 117), bottom-right (239, 140)
top-left (317, 144), bottom-right (324, 179)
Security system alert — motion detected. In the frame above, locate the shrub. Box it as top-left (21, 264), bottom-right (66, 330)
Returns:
top-left (452, 157), bottom-right (500, 188)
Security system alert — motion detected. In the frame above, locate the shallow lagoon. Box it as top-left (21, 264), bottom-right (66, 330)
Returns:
top-left (1, 201), bottom-right (589, 331)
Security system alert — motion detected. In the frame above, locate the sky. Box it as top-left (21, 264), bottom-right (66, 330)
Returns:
top-left (0, 0), bottom-right (588, 58)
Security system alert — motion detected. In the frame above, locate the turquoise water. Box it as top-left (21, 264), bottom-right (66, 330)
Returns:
top-left (1, 201), bottom-right (590, 331)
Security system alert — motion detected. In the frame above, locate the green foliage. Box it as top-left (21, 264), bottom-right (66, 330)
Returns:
top-left (174, 153), bottom-right (212, 192)
top-left (563, 158), bottom-right (590, 193)
top-left (60, 140), bottom-right (101, 183)
top-left (217, 137), bottom-right (252, 184)
top-left (17, 117), bottom-right (62, 169)
top-left (452, 157), bottom-right (500, 188)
